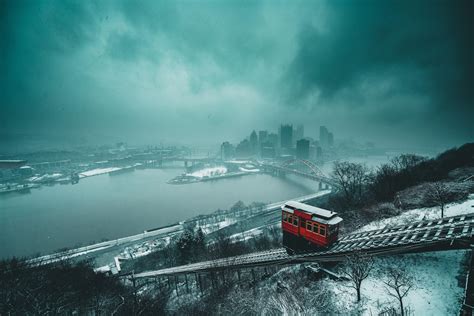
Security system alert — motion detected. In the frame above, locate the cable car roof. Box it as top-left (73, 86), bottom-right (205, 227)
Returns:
top-left (282, 200), bottom-right (343, 225)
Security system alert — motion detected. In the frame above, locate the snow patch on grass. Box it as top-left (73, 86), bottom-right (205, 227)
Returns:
top-left (326, 251), bottom-right (465, 315)
top-left (355, 194), bottom-right (474, 233)
top-left (200, 218), bottom-right (236, 234)
top-left (229, 227), bottom-right (264, 242)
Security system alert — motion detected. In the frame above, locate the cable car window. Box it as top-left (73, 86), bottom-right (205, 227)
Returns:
top-left (312, 223), bottom-right (318, 233)
top-left (293, 217), bottom-right (298, 226)
top-left (306, 222), bottom-right (311, 230)
top-left (320, 226), bottom-right (326, 236)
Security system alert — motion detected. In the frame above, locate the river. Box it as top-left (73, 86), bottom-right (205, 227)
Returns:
top-left (0, 169), bottom-right (320, 259)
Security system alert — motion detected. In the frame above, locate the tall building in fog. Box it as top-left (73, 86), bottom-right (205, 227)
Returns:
top-left (296, 139), bottom-right (310, 159)
top-left (258, 130), bottom-right (268, 144)
top-left (319, 126), bottom-right (334, 148)
top-left (267, 133), bottom-right (278, 147)
top-left (280, 124), bottom-right (293, 149)
top-left (235, 139), bottom-right (251, 158)
top-left (250, 130), bottom-right (258, 154)
top-left (260, 142), bottom-right (276, 158)
top-left (328, 132), bottom-right (334, 147)
top-left (295, 124), bottom-right (304, 143)
top-left (220, 141), bottom-right (234, 160)
top-left (320, 126), bottom-right (329, 147)
top-left (316, 146), bottom-right (323, 159)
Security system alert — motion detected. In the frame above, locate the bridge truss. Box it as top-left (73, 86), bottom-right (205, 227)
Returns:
top-left (262, 159), bottom-right (336, 187)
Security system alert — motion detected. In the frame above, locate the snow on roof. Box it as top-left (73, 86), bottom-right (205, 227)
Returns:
top-left (284, 200), bottom-right (336, 219)
top-left (282, 201), bottom-right (343, 225)
top-left (325, 216), bottom-right (343, 225)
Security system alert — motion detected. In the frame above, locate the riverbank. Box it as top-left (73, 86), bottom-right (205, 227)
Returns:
top-left (0, 183), bottom-right (39, 194)
top-left (27, 190), bottom-right (331, 274)
top-left (0, 169), bottom-right (318, 259)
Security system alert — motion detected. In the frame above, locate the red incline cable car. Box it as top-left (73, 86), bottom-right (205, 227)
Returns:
top-left (281, 201), bottom-right (343, 254)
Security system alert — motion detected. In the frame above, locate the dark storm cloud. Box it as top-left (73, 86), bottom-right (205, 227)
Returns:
top-left (285, 1), bottom-right (473, 120)
top-left (1, 0), bottom-right (472, 151)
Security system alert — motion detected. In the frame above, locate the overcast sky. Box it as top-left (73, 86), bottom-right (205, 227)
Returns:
top-left (1, 0), bottom-right (473, 151)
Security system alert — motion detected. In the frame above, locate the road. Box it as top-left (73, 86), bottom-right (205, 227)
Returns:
top-left (26, 190), bottom-right (332, 267)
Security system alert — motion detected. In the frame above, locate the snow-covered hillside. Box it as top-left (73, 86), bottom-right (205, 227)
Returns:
top-left (327, 195), bottom-right (474, 314)
top-left (356, 193), bottom-right (474, 233)
top-left (326, 251), bottom-right (465, 315)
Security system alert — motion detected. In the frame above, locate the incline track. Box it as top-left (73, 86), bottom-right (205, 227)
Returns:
top-left (132, 213), bottom-right (474, 278)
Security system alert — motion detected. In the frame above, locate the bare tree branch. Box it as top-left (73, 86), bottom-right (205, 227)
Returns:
top-left (425, 181), bottom-right (450, 218)
top-left (339, 252), bottom-right (374, 302)
top-left (382, 266), bottom-right (415, 316)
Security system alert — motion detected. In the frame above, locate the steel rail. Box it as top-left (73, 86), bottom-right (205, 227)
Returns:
top-left (130, 213), bottom-right (474, 279)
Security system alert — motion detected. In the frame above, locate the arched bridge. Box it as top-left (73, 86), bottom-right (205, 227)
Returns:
top-left (261, 159), bottom-right (336, 187)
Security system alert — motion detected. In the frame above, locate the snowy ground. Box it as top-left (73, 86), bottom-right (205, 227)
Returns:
top-left (229, 226), bottom-right (264, 242)
top-left (188, 166), bottom-right (227, 178)
top-left (238, 167), bottom-right (260, 172)
top-left (330, 195), bottom-right (474, 315)
top-left (79, 167), bottom-right (121, 178)
top-left (163, 193), bottom-right (472, 314)
top-left (224, 160), bottom-right (253, 164)
top-left (200, 218), bottom-right (236, 234)
top-left (326, 251), bottom-right (465, 315)
top-left (28, 173), bottom-right (63, 182)
top-left (355, 193), bottom-right (474, 233)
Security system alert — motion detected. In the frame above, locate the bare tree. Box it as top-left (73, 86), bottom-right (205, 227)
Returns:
top-left (230, 200), bottom-right (246, 212)
top-left (331, 161), bottom-right (371, 206)
top-left (391, 154), bottom-right (426, 171)
top-left (339, 252), bottom-right (374, 302)
top-left (426, 181), bottom-right (450, 218)
top-left (383, 267), bottom-right (415, 316)
top-left (127, 272), bottom-right (169, 316)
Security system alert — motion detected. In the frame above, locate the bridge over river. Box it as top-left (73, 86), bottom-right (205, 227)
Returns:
top-left (261, 159), bottom-right (337, 188)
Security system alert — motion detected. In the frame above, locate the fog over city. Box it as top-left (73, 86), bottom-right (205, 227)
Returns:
top-left (2, 1), bottom-right (474, 314)
top-left (1, 0), bottom-right (472, 152)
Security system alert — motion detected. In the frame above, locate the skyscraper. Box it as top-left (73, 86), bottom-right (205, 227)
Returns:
top-left (328, 132), bottom-right (334, 147)
top-left (280, 124), bottom-right (293, 149)
top-left (316, 146), bottom-right (323, 159)
top-left (220, 141), bottom-right (234, 160)
top-left (250, 130), bottom-right (258, 154)
top-left (295, 124), bottom-right (304, 143)
top-left (235, 139), bottom-right (251, 158)
top-left (260, 142), bottom-right (276, 158)
top-left (296, 139), bottom-right (310, 159)
top-left (258, 130), bottom-right (268, 144)
top-left (267, 133), bottom-right (278, 147)
top-left (320, 126), bottom-right (329, 147)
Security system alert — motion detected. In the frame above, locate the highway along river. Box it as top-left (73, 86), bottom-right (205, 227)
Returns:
top-left (0, 168), bottom-right (319, 259)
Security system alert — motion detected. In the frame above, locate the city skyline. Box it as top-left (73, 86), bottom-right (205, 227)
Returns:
top-left (1, 0), bottom-right (473, 152)
top-left (1, 1), bottom-right (473, 313)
